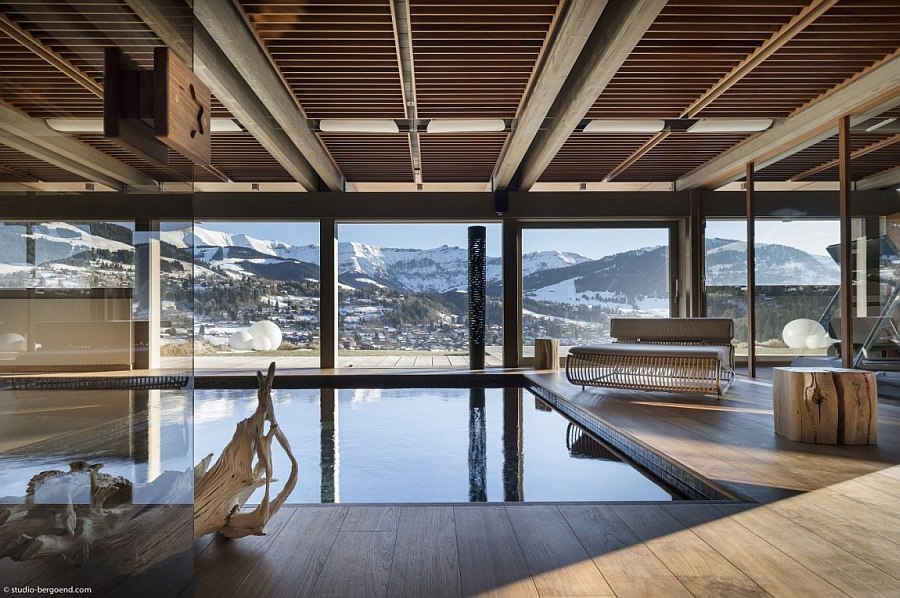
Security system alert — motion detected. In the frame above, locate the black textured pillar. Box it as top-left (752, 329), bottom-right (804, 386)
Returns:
top-left (468, 225), bottom-right (486, 369)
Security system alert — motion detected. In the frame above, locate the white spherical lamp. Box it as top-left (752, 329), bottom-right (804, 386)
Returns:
top-left (248, 320), bottom-right (282, 351)
top-left (251, 335), bottom-right (272, 351)
top-left (782, 318), bottom-right (826, 349)
top-left (229, 330), bottom-right (254, 351)
top-left (0, 332), bottom-right (26, 352)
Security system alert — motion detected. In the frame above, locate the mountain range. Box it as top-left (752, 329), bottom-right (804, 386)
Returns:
top-left (0, 223), bottom-right (842, 305)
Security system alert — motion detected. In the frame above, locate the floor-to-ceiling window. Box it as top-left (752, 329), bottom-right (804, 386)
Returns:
top-left (520, 223), bottom-right (675, 359)
top-left (336, 222), bottom-right (501, 368)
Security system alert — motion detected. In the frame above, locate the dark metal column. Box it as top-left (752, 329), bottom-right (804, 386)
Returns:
top-left (690, 190), bottom-right (704, 317)
top-left (468, 226), bottom-right (487, 370)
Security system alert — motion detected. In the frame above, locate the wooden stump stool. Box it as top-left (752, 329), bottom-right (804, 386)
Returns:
top-left (534, 338), bottom-right (559, 370)
top-left (773, 367), bottom-right (877, 445)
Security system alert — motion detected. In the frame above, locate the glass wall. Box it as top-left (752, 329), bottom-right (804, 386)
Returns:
top-left (521, 225), bottom-right (673, 357)
top-left (704, 219), bottom-right (750, 355)
top-left (190, 221), bottom-right (320, 371)
top-left (337, 223), bottom-right (502, 367)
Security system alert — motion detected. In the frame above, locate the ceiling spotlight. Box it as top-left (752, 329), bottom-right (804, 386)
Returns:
top-left (582, 119), bottom-right (665, 133)
top-left (425, 119), bottom-right (505, 134)
top-left (318, 119), bottom-right (400, 134)
top-left (687, 118), bottom-right (773, 133)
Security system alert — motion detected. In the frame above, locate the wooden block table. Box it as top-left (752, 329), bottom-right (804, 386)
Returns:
top-left (773, 367), bottom-right (877, 445)
top-left (534, 338), bottom-right (559, 370)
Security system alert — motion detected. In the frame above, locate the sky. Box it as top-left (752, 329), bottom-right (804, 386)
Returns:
top-left (197, 219), bottom-right (841, 260)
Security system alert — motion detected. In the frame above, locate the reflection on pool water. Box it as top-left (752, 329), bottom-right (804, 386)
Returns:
top-left (196, 387), bottom-right (674, 503)
top-left (0, 387), bottom-right (674, 505)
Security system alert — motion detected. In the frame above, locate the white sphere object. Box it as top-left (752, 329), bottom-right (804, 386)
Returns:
top-left (229, 330), bottom-right (254, 351)
top-left (782, 318), bottom-right (826, 349)
top-left (0, 332), bottom-right (26, 352)
top-left (251, 335), bottom-right (272, 351)
top-left (248, 320), bottom-right (282, 351)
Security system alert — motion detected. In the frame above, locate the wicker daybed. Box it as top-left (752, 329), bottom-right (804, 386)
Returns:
top-left (566, 318), bottom-right (735, 397)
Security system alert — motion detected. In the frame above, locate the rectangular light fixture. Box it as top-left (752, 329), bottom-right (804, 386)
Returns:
top-left (46, 117), bottom-right (243, 133)
top-left (318, 119), bottom-right (400, 134)
top-left (425, 119), bottom-right (505, 133)
top-left (582, 119), bottom-right (665, 133)
top-left (687, 118), bottom-right (772, 133)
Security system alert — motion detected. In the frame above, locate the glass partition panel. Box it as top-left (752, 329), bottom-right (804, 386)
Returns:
top-left (337, 223), bottom-right (502, 368)
top-left (704, 219), bottom-right (749, 357)
top-left (191, 221), bottom-right (320, 372)
top-left (754, 219), bottom-right (840, 362)
top-left (521, 226), bottom-right (673, 358)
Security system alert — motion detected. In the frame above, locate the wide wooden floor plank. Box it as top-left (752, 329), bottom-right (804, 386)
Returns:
top-left (505, 505), bottom-right (614, 597)
top-left (827, 478), bottom-right (900, 518)
top-left (768, 493), bottom-right (900, 579)
top-left (729, 504), bottom-right (900, 596)
top-left (663, 503), bottom-right (846, 597)
top-left (340, 506), bottom-right (399, 532)
top-left (235, 506), bottom-right (348, 598)
top-left (311, 531), bottom-right (395, 598)
top-left (387, 506), bottom-right (461, 598)
top-left (455, 506), bottom-right (539, 598)
top-left (559, 504), bottom-right (692, 598)
top-left (193, 506), bottom-right (296, 597)
top-left (611, 504), bottom-right (768, 596)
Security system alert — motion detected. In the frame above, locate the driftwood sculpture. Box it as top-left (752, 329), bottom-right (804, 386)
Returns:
top-left (0, 361), bottom-right (297, 575)
top-left (194, 361), bottom-right (298, 539)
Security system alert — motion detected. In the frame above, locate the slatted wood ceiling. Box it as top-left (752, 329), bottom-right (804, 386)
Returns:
top-left (0, 0), bottom-right (897, 188)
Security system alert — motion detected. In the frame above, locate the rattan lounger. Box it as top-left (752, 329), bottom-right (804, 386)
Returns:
top-left (566, 318), bottom-right (735, 397)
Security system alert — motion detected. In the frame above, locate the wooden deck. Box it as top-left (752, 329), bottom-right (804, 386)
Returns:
top-left (2, 373), bottom-right (899, 596)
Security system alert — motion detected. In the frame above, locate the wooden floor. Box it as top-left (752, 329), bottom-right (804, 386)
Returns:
top-left (188, 374), bottom-right (900, 597)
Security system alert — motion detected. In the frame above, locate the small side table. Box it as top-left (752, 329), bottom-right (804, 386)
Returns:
top-left (534, 338), bottom-right (559, 370)
top-left (772, 367), bottom-right (877, 445)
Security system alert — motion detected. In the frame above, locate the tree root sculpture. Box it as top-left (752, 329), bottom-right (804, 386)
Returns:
top-left (0, 361), bottom-right (297, 575)
top-left (193, 361), bottom-right (298, 539)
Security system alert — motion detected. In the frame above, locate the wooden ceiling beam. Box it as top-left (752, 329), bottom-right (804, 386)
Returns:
top-left (193, 0), bottom-right (344, 191)
top-left (513, 0), bottom-right (667, 191)
top-left (856, 164), bottom-right (900, 190)
top-left (791, 132), bottom-right (900, 180)
top-left (0, 101), bottom-right (157, 191)
top-left (677, 52), bottom-right (900, 190)
top-left (124, 0), bottom-right (336, 191)
top-left (491, 0), bottom-right (608, 191)
top-left (604, 0), bottom-right (837, 183)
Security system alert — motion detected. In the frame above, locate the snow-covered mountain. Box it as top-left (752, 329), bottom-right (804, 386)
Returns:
top-left (706, 237), bottom-right (840, 285)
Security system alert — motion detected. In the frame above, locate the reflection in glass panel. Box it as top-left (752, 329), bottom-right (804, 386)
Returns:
top-left (0, 387), bottom-right (193, 585)
top-left (521, 227), bottom-right (671, 356)
top-left (705, 219), bottom-right (749, 355)
top-left (337, 223), bottom-right (502, 367)
top-left (189, 221), bottom-right (320, 370)
top-left (754, 219), bottom-right (839, 359)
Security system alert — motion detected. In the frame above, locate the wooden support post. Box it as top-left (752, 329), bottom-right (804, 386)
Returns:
top-left (502, 219), bottom-right (522, 368)
top-left (839, 115), bottom-right (854, 369)
top-left (534, 338), bottom-right (559, 370)
top-left (773, 367), bottom-right (877, 445)
top-left (320, 218), bottom-right (338, 369)
top-left (746, 163), bottom-right (757, 378)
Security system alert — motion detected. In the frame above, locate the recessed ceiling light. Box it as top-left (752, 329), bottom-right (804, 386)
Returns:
top-left (425, 119), bottom-right (505, 133)
top-left (582, 119), bottom-right (665, 133)
top-left (45, 117), bottom-right (243, 133)
top-left (318, 119), bottom-right (400, 134)
top-left (687, 118), bottom-right (773, 133)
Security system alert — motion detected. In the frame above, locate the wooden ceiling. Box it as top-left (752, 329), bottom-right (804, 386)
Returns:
top-left (0, 0), bottom-right (898, 191)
